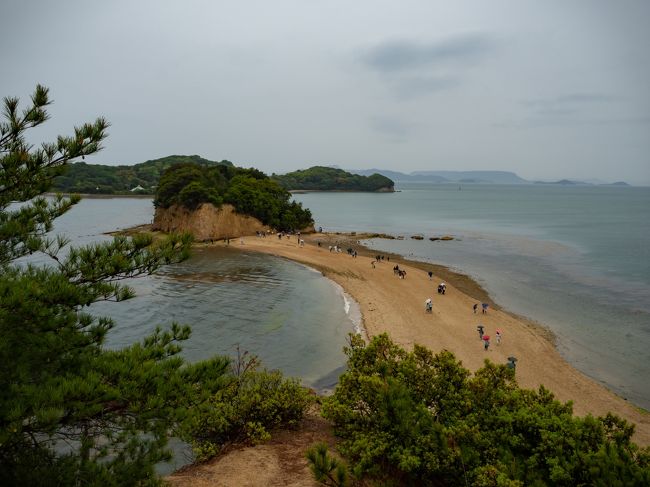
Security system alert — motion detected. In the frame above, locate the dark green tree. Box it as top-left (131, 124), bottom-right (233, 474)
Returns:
top-left (272, 166), bottom-right (394, 192)
top-left (320, 334), bottom-right (650, 486)
top-left (154, 161), bottom-right (313, 231)
top-left (0, 86), bottom-right (236, 486)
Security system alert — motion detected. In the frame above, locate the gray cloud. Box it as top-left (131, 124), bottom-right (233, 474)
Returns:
top-left (358, 34), bottom-right (494, 99)
top-left (2, 1), bottom-right (648, 184)
top-left (361, 34), bottom-right (494, 72)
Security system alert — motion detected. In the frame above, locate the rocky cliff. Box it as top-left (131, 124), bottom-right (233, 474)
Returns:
top-left (152, 203), bottom-right (271, 241)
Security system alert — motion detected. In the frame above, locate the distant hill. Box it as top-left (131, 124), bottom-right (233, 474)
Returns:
top-left (52, 155), bottom-right (233, 194)
top-left (350, 169), bottom-right (528, 184)
top-left (534, 179), bottom-right (631, 186)
top-left (272, 166), bottom-right (394, 192)
top-left (534, 179), bottom-right (588, 186)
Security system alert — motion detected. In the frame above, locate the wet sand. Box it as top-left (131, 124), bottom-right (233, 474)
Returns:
top-left (241, 232), bottom-right (650, 445)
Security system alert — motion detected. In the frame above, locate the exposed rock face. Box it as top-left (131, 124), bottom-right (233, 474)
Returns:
top-left (153, 203), bottom-right (270, 241)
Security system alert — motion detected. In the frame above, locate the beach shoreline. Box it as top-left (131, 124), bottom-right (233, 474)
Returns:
top-left (118, 225), bottom-right (649, 445)
top-left (237, 231), bottom-right (649, 445)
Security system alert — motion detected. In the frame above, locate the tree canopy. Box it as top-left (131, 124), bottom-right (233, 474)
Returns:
top-left (154, 162), bottom-right (314, 231)
top-left (51, 155), bottom-right (233, 194)
top-left (272, 166), bottom-right (394, 192)
top-left (313, 334), bottom-right (650, 486)
top-left (0, 86), bottom-right (311, 486)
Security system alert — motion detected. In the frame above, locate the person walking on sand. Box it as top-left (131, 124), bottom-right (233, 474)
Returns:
top-left (425, 298), bottom-right (432, 313)
top-left (428, 271), bottom-right (433, 280)
top-left (482, 303), bottom-right (489, 314)
top-left (496, 329), bottom-right (502, 345)
top-left (477, 324), bottom-right (484, 340)
top-left (483, 337), bottom-right (490, 351)
top-left (473, 303), bottom-right (478, 314)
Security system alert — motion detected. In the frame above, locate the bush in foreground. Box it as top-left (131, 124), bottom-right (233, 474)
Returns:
top-left (314, 334), bottom-right (650, 486)
top-left (179, 350), bottom-right (313, 461)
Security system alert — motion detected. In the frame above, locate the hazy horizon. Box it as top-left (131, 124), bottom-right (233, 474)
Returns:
top-left (1, 1), bottom-right (648, 184)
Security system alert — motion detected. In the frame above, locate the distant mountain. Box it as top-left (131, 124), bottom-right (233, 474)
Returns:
top-left (413, 170), bottom-right (529, 184)
top-left (349, 169), bottom-right (528, 184)
top-left (534, 179), bottom-right (631, 186)
top-left (534, 179), bottom-right (583, 186)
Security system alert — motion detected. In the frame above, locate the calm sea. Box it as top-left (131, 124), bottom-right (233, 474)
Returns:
top-left (293, 183), bottom-right (650, 410)
top-left (44, 186), bottom-right (650, 411)
top-left (48, 198), bottom-right (356, 390)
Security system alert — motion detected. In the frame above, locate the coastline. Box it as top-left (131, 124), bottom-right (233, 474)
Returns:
top-left (238, 231), bottom-right (649, 445)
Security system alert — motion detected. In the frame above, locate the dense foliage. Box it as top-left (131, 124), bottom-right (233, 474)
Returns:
top-left (51, 154), bottom-right (233, 194)
top-left (0, 86), bottom-right (311, 486)
top-left (180, 350), bottom-right (313, 461)
top-left (316, 334), bottom-right (650, 486)
top-left (154, 162), bottom-right (313, 231)
top-left (272, 166), bottom-right (394, 191)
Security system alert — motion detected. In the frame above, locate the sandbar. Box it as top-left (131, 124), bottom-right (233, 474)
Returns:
top-left (239, 232), bottom-right (650, 445)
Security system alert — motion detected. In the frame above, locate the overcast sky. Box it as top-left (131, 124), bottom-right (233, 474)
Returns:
top-left (1, 0), bottom-right (649, 183)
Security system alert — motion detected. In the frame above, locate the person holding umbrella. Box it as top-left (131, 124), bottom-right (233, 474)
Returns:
top-left (483, 334), bottom-right (490, 351)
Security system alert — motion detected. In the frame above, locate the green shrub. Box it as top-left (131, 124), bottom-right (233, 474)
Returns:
top-left (180, 352), bottom-right (313, 461)
top-left (321, 333), bottom-right (650, 486)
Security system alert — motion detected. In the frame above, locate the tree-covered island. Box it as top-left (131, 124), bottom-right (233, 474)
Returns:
top-left (272, 166), bottom-right (395, 192)
top-left (153, 162), bottom-right (313, 232)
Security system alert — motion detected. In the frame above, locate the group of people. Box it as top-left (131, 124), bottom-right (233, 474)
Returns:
top-left (393, 265), bottom-right (407, 279)
top-left (476, 324), bottom-right (502, 350)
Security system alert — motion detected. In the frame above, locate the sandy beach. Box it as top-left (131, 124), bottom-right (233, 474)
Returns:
top-left (168, 231), bottom-right (649, 486)
top-left (239, 232), bottom-right (649, 444)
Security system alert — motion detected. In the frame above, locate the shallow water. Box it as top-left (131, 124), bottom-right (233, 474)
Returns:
top-left (49, 198), bottom-right (356, 389)
top-left (293, 183), bottom-right (650, 409)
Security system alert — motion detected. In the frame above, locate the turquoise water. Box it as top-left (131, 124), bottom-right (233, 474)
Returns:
top-left (50, 198), bottom-right (355, 389)
top-left (294, 183), bottom-right (650, 409)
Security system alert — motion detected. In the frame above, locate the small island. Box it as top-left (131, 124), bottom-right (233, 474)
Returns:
top-left (152, 161), bottom-right (314, 240)
top-left (272, 166), bottom-right (395, 192)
